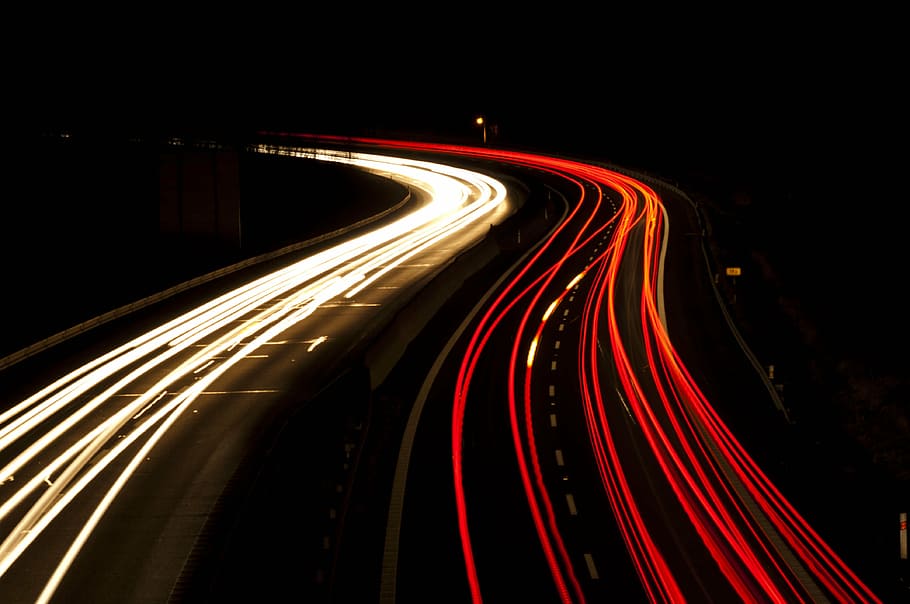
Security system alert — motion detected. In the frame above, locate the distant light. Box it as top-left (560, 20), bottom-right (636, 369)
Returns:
top-left (475, 116), bottom-right (484, 126)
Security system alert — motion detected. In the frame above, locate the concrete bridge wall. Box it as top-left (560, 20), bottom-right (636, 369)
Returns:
top-left (159, 148), bottom-right (241, 250)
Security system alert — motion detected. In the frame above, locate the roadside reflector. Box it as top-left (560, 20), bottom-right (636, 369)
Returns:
top-left (901, 512), bottom-right (907, 560)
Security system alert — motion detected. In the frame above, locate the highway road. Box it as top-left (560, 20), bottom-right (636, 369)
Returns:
top-left (301, 138), bottom-right (886, 603)
top-left (0, 143), bottom-right (515, 603)
top-left (0, 135), bottom-right (891, 603)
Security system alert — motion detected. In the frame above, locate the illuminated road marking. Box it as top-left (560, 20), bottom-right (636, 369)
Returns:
top-left (584, 553), bottom-right (599, 579)
top-left (616, 388), bottom-right (635, 422)
top-left (554, 340), bottom-right (561, 350)
top-left (551, 360), bottom-right (557, 371)
top-left (555, 449), bottom-right (564, 466)
top-left (193, 360), bottom-right (215, 374)
top-left (549, 385), bottom-right (556, 397)
top-left (549, 414), bottom-right (557, 427)
top-left (202, 389), bottom-right (280, 395)
top-left (132, 391), bottom-right (168, 419)
top-left (119, 390), bottom-right (281, 398)
top-left (566, 493), bottom-right (577, 515)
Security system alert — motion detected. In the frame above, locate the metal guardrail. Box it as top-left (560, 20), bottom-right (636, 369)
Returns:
top-left (0, 189), bottom-right (411, 372)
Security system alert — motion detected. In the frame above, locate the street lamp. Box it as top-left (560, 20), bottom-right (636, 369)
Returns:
top-left (475, 116), bottom-right (487, 144)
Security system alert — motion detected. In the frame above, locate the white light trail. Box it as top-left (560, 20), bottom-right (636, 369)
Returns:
top-left (0, 145), bottom-right (509, 599)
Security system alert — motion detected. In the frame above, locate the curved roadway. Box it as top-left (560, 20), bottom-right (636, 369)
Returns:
top-left (0, 136), bottom-right (889, 604)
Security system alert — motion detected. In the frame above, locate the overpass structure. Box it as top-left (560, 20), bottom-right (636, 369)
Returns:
top-left (159, 146), bottom-right (242, 251)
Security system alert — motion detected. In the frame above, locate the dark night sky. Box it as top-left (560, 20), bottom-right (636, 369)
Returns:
top-left (15, 10), bottom-right (902, 179)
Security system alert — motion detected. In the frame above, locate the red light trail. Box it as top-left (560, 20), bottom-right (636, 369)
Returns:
top-left (276, 133), bottom-right (882, 603)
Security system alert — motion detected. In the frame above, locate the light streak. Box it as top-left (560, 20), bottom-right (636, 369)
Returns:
top-left (542, 299), bottom-right (560, 322)
top-left (527, 337), bottom-right (539, 368)
top-left (565, 271), bottom-right (585, 291)
top-left (349, 135), bottom-right (884, 603)
top-left (0, 143), bottom-right (508, 600)
top-left (307, 336), bottom-right (328, 352)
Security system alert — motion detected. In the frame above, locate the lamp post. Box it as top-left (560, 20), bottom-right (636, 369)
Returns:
top-left (475, 116), bottom-right (487, 144)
